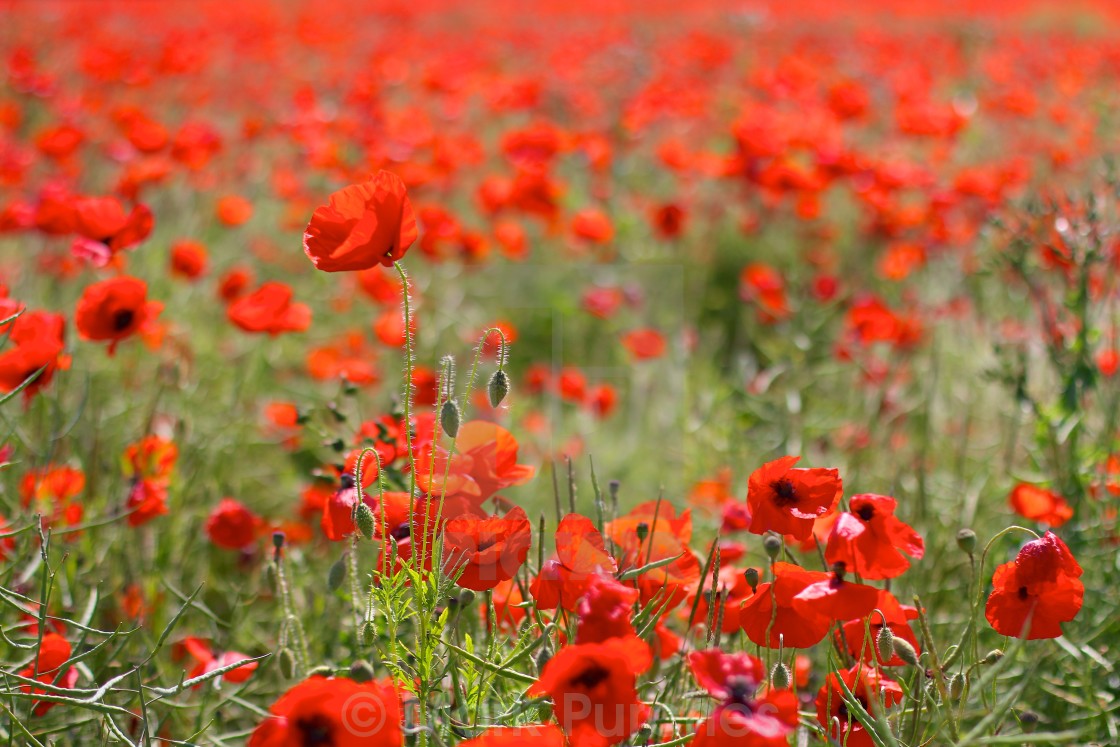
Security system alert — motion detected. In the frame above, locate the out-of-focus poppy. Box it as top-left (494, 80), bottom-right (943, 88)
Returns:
top-left (206, 498), bottom-right (263, 550)
top-left (227, 282), bottom-right (311, 335)
top-left (1008, 483), bottom-right (1073, 528)
top-left (249, 676), bottom-right (402, 747)
top-left (19, 633), bottom-right (78, 716)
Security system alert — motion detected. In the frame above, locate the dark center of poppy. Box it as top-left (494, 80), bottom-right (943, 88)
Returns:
top-left (339, 473), bottom-right (355, 490)
top-left (725, 675), bottom-right (755, 706)
top-left (770, 478), bottom-right (798, 506)
top-left (112, 309), bottom-right (135, 332)
top-left (1017, 585), bottom-right (1030, 600)
top-left (831, 562), bottom-right (847, 585)
top-left (294, 714), bottom-right (335, 746)
top-left (476, 535), bottom-right (498, 551)
top-left (856, 504), bottom-right (875, 521)
top-left (391, 522), bottom-right (411, 540)
top-left (570, 664), bottom-right (609, 690)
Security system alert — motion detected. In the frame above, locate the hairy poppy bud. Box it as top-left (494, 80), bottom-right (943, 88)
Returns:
top-left (770, 662), bottom-right (791, 689)
top-left (876, 626), bottom-right (895, 663)
top-left (354, 503), bottom-right (376, 541)
top-left (982, 649), bottom-right (1004, 665)
top-left (488, 369), bottom-right (510, 407)
top-left (328, 554), bottom-right (348, 591)
top-left (440, 400), bottom-right (461, 437)
top-left (278, 648), bottom-right (297, 679)
top-left (744, 567), bottom-right (760, 592)
top-left (349, 660), bottom-right (375, 683)
top-left (763, 532), bottom-right (782, 560)
top-left (949, 672), bottom-right (966, 700)
top-left (535, 646), bottom-right (552, 674)
top-left (956, 528), bottom-right (977, 554)
top-left (308, 664), bottom-right (334, 678)
top-left (892, 637), bottom-right (920, 667)
top-left (455, 589), bottom-right (476, 607)
top-left (360, 621), bottom-right (376, 648)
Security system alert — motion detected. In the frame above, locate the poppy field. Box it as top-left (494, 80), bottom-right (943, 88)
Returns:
top-left (2, 0), bottom-right (1120, 745)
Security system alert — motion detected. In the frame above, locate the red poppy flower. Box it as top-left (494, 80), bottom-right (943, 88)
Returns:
top-left (216, 195), bottom-right (253, 226)
top-left (650, 203), bottom-right (686, 239)
top-left (218, 265), bottom-right (253, 302)
top-left (985, 531), bottom-right (1084, 640)
top-left (227, 282), bottom-right (311, 335)
top-left (746, 456), bottom-right (841, 540)
top-left (125, 477), bottom-right (169, 527)
top-left (122, 435), bottom-right (178, 480)
top-left (0, 309), bottom-right (67, 400)
top-left (740, 562), bottom-right (831, 648)
top-left (621, 328), bottom-right (666, 360)
top-left (825, 494), bottom-right (924, 580)
top-left (686, 565), bottom-right (752, 633)
top-left (21, 465), bottom-right (85, 529)
top-left (19, 633), bottom-right (78, 716)
top-left (574, 574), bottom-right (646, 659)
top-left (1008, 483), bottom-right (1073, 527)
top-left (304, 170), bottom-right (418, 272)
top-left (72, 196), bottom-right (153, 258)
top-left (459, 725), bottom-right (565, 747)
top-left (528, 637), bottom-right (650, 747)
top-left (571, 207), bottom-right (614, 244)
top-left (792, 566), bottom-right (879, 621)
top-left (688, 649), bottom-right (798, 747)
top-left (249, 676), bottom-right (402, 747)
top-left (739, 264), bottom-right (790, 323)
top-left (532, 513), bottom-right (618, 610)
top-left (75, 276), bottom-right (162, 355)
top-left (606, 501), bottom-right (700, 611)
top-left (177, 637), bottom-right (257, 685)
top-left (169, 239), bottom-right (208, 280)
top-left (205, 498), bottom-right (263, 550)
top-left (443, 506), bottom-right (532, 591)
top-left (816, 665), bottom-right (903, 747)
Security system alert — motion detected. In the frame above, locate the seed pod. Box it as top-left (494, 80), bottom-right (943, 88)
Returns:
top-left (770, 663), bottom-right (791, 689)
top-left (488, 369), bottom-right (510, 407)
top-left (949, 672), bottom-right (966, 700)
top-left (272, 531), bottom-right (286, 551)
top-left (635, 522), bottom-right (649, 542)
top-left (876, 626), bottom-right (895, 663)
top-left (440, 400), bottom-right (461, 437)
top-left (355, 503), bottom-right (376, 541)
top-left (278, 648), bottom-right (297, 679)
top-left (982, 649), bottom-right (1004, 665)
top-left (892, 637), bottom-right (920, 667)
top-left (349, 660), bottom-right (375, 683)
top-left (535, 645), bottom-right (552, 674)
top-left (956, 528), bottom-right (977, 554)
top-left (328, 554), bottom-right (348, 591)
top-left (744, 567), bottom-right (760, 592)
top-left (763, 533), bottom-right (782, 560)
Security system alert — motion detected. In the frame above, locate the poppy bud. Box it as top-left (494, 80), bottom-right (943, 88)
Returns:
top-left (982, 649), bottom-right (1004, 665)
top-left (636, 522), bottom-right (649, 542)
top-left (535, 646), bottom-right (552, 674)
top-left (308, 664), bottom-right (334, 678)
top-left (272, 531), bottom-right (286, 551)
top-left (763, 532), bottom-right (782, 560)
top-left (354, 503), bottom-right (376, 541)
top-left (876, 626), bottom-right (895, 663)
top-left (634, 724), bottom-right (654, 742)
top-left (488, 369), bottom-right (510, 407)
top-left (262, 563), bottom-right (277, 594)
top-left (455, 590), bottom-right (476, 607)
top-left (892, 637), bottom-right (920, 667)
top-left (440, 400), bottom-right (461, 437)
top-left (770, 662), bottom-right (791, 689)
top-left (349, 660), bottom-right (375, 683)
top-left (744, 567), bottom-right (760, 592)
top-left (278, 648), bottom-right (297, 679)
top-left (949, 672), bottom-right (966, 700)
top-left (1020, 710), bottom-right (1039, 732)
top-left (360, 621), bottom-right (376, 648)
top-left (956, 528), bottom-right (977, 555)
top-left (328, 554), bottom-right (348, 591)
